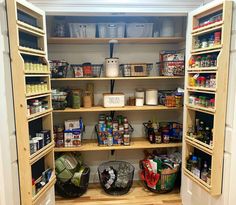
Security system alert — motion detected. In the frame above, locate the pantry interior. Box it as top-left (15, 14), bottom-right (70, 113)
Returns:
top-left (2, 0), bottom-right (236, 205)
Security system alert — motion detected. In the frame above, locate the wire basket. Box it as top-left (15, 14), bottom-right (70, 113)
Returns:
top-left (55, 166), bottom-right (90, 198)
top-left (98, 161), bottom-right (135, 195)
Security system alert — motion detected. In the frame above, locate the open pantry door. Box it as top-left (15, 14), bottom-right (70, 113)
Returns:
top-left (182, 0), bottom-right (232, 204)
top-left (6, 0), bottom-right (55, 204)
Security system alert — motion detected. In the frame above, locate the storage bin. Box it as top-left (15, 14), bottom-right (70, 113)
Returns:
top-left (98, 23), bottom-right (125, 38)
top-left (69, 23), bottom-right (96, 38)
top-left (98, 161), bottom-right (135, 195)
top-left (126, 23), bottom-right (153, 38)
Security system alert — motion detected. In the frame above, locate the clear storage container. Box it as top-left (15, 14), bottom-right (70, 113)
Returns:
top-left (68, 23), bottom-right (96, 38)
top-left (98, 23), bottom-right (125, 38)
top-left (126, 23), bottom-right (153, 38)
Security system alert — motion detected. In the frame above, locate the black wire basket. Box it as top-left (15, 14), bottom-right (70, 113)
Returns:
top-left (98, 161), bottom-right (135, 195)
top-left (55, 166), bottom-right (90, 198)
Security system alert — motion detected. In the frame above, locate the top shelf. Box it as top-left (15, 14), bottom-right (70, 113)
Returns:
top-left (47, 37), bottom-right (185, 45)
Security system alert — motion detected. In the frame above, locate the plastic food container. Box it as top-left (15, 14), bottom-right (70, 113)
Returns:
top-left (126, 23), bottom-right (153, 38)
top-left (98, 23), bottom-right (125, 38)
top-left (160, 18), bottom-right (174, 37)
top-left (69, 23), bottom-right (96, 38)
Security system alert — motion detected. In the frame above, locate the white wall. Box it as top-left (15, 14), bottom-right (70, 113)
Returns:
top-left (181, 1), bottom-right (236, 205)
top-left (0, 0), bottom-right (20, 205)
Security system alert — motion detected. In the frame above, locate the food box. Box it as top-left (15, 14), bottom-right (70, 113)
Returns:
top-left (64, 129), bottom-right (82, 147)
top-left (103, 93), bottom-right (125, 108)
top-left (65, 120), bottom-right (81, 130)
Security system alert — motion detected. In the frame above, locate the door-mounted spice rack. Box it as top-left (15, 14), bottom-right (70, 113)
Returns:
top-left (183, 0), bottom-right (232, 196)
top-left (6, 0), bottom-right (56, 204)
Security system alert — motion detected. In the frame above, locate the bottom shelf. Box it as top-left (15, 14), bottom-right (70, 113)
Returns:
top-left (32, 175), bottom-right (56, 204)
top-left (184, 168), bottom-right (211, 193)
top-left (55, 181), bottom-right (181, 205)
top-left (54, 138), bottom-right (182, 152)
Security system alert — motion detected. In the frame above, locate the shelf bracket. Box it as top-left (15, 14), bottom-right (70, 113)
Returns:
top-left (110, 80), bottom-right (115, 94)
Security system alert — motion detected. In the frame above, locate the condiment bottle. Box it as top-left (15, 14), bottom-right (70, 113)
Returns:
top-left (207, 168), bottom-right (211, 185)
top-left (201, 38), bottom-right (208, 48)
top-left (214, 31), bottom-right (221, 45)
top-left (201, 161), bottom-right (208, 182)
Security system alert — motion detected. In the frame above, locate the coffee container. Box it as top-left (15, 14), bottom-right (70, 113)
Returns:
top-left (146, 89), bottom-right (158, 105)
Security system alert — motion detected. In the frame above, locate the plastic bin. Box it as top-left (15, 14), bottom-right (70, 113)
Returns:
top-left (126, 23), bottom-right (153, 38)
top-left (98, 161), bottom-right (135, 195)
top-left (98, 23), bottom-right (125, 38)
top-left (69, 23), bottom-right (96, 38)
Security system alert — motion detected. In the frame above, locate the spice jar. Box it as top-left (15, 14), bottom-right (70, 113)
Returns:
top-left (195, 39), bottom-right (201, 49)
top-left (210, 99), bottom-right (215, 107)
top-left (201, 38), bottom-right (208, 48)
top-left (200, 76), bottom-right (206, 87)
top-left (175, 94), bottom-right (182, 107)
top-left (189, 76), bottom-right (196, 87)
top-left (72, 90), bottom-right (81, 109)
top-left (196, 56), bottom-right (201, 68)
top-left (195, 98), bottom-right (200, 106)
top-left (83, 91), bottom-right (92, 108)
top-left (214, 31), bottom-right (221, 45)
top-left (210, 75), bottom-right (216, 88)
top-left (208, 35), bottom-right (214, 47)
top-left (189, 96), bottom-right (196, 105)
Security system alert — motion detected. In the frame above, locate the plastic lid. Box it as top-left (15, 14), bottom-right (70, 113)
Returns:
top-left (192, 156), bottom-right (197, 161)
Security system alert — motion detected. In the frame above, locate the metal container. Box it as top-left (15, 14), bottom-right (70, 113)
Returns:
top-left (105, 58), bottom-right (119, 77)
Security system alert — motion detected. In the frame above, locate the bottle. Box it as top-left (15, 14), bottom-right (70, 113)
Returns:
top-left (186, 152), bottom-right (193, 171)
top-left (204, 127), bottom-right (211, 144)
top-left (197, 121), bottom-right (205, 141)
top-left (191, 156), bottom-right (198, 175)
top-left (210, 129), bottom-right (213, 147)
top-left (201, 161), bottom-right (208, 182)
top-left (207, 168), bottom-right (211, 185)
top-left (195, 118), bottom-right (200, 133)
top-left (195, 157), bottom-right (201, 178)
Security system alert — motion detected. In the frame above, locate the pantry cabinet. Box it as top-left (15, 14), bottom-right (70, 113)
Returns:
top-left (4, 0), bottom-right (234, 204)
top-left (6, 0), bottom-right (55, 204)
top-left (183, 0), bottom-right (232, 196)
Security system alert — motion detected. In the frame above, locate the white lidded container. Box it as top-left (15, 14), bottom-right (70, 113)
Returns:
top-left (105, 57), bottom-right (119, 77)
top-left (146, 89), bottom-right (158, 105)
top-left (160, 18), bottom-right (174, 37)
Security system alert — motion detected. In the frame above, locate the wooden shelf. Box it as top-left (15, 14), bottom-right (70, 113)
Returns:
top-left (51, 76), bottom-right (184, 81)
top-left (28, 109), bottom-right (52, 122)
top-left (187, 67), bottom-right (217, 72)
top-left (25, 71), bottom-right (51, 75)
top-left (187, 86), bottom-right (216, 92)
top-left (26, 91), bottom-right (51, 98)
top-left (191, 45), bottom-right (222, 54)
top-left (192, 24), bottom-right (222, 37)
top-left (55, 181), bottom-right (181, 205)
top-left (53, 105), bottom-right (182, 113)
top-left (18, 21), bottom-right (44, 37)
top-left (186, 104), bottom-right (215, 115)
top-left (185, 135), bottom-right (213, 155)
top-left (188, 70), bottom-right (217, 74)
top-left (192, 21), bottom-right (223, 34)
top-left (47, 37), bottom-right (185, 45)
top-left (191, 48), bottom-right (221, 55)
top-left (30, 142), bottom-right (54, 165)
top-left (184, 168), bottom-right (211, 192)
top-left (187, 88), bottom-right (216, 95)
top-left (26, 92), bottom-right (51, 100)
top-left (19, 46), bottom-right (46, 57)
top-left (54, 138), bottom-right (182, 152)
top-left (32, 175), bottom-right (56, 204)
top-left (25, 74), bottom-right (50, 77)
top-left (17, 20), bottom-right (44, 35)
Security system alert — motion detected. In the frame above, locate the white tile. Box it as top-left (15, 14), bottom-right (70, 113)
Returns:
top-left (11, 163), bottom-right (20, 205)
top-left (232, 8), bottom-right (236, 32)
top-left (0, 7), bottom-right (7, 34)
